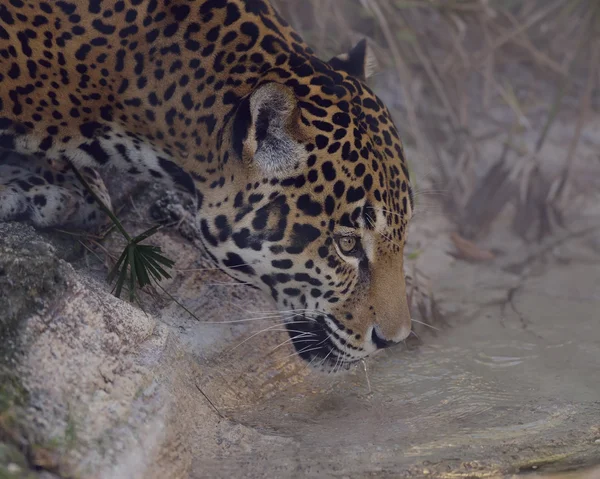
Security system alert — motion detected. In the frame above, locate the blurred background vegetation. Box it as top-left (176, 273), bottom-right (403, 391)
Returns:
top-left (272, 0), bottom-right (600, 244)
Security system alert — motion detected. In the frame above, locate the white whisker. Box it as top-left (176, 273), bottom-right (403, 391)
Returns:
top-left (230, 304), bottom-right (320, 315)
top-left (303, 352), bottom-right (322, 371)
top-left (332, 352), bottom-right (342, 374)
top-left (226, 323), bottom-right (316, 353)
top-left (366, 215), bottom-right (403, 248)
top-left (268, 333), bottom-right (319, 355)
top-left (411, 319), bottom-right (440, 331)
top-left (282, 344), bottom-right (325, 360)
top-left (200, 314), bottom-right (286, 324)
top-left (204, 308), bottom-right (322, 324)
top-left (318, 345), bottom-right (335, 367)
top-left (175, 263), bottom-right (254, 273)
top-left (361, 359), bottom-right (372, 393)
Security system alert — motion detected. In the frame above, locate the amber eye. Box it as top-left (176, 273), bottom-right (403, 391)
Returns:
top-left (337, 236), bottom-right (358, 255)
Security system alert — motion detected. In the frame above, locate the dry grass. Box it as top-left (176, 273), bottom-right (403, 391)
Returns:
top-left (272, 0), bottom-right (600, 241)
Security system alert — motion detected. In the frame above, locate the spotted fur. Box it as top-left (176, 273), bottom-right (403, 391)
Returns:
top-left (0, 0), bottom-right (414, 370)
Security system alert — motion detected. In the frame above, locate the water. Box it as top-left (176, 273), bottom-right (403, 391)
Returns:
top-left (196, 251), bottom-right (600, 477)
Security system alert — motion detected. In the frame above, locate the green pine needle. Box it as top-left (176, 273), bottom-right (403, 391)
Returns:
top-left (104, 226), bottom-right (175, 301)
top-left (72, 165), bottom-right (175, 303)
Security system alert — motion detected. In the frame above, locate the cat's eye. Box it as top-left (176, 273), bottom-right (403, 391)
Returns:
top-left (337, 236), bottom-right (358, 255)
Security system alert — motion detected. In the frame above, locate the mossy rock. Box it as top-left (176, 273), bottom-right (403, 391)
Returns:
top-left (0, 223), bottom-right (72, 479)
top-left (0, 442), bottom-right (40, 479)
top-left (0, 223), bottom-right (70, 361)
top-left (0, 369), bottom-right (28, 415)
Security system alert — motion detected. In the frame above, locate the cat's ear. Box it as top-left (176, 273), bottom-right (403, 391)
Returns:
top-left (233, 82), bottom-right (307, 175)
top-left (328, 39), bottom-right (378, 81)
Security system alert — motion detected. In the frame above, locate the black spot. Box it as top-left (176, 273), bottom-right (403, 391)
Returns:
top-left (214, 214), bottom-right (231, 242)
top-left (163, 23), bottom-right (179, 37)
top-left (315, 135), bottom-right (328, 149)
top-left (283, 288), bottom-right (301, 297)
top-left (116, 79), bottom-right (129, 94)
top-left (171, 4), bottom-right (190, 21)
top-left (286, 223), bottom-right (321, 254)
top-left (261, 34), bottom-right (289, 55)
top-left (86, 0), bottom-right (101, 13)
top-left (0, 117), bottom-right (13, 130)
top-left (363, 202), bottom-right (375, 230)
top-left (294, 273), bottom-right (322, 286)
top-left (79, 140), bottom-right (109, 164)
top-left (90, 38), bottom-right (108, 49)
top-left (354, 163), bottom-right (366, 177)
top-left (201, 43), bottom-right (215, 57)
top-left (54, 1), bottom-right (75, 14)
top-left (92, 18), bottom-right (115, 34)
top-left (324, 196), bottom-right (335, 216)
top-left (252, 207), bottom-right (269, 230)
top-left (74, 44), bottom-right (91, 61)
top-left (134, 52), bottom-right (144, 75)
top-left (321, 161), bottom-right (336, 181)
top-left (346, 186), bottom-right (365, 203)
top-left (0, 5), bottom-right (15, 24)
top-left (407, 184), bottom-right (414, 211)
top-left (221, 31), bottom-right (237, 46)
top-left (232, 228), bottom-right (257, 250)
top-left (38, 136), bottom-right (53, 151)
top-left (223, 252), bottom-right (256, 276)
top-left (0, 25), bottom-right (9, 40)
top-left (200, 219), bottom-right (218, 247)
top-left (79, 121), bottom-right (102, 139)
top-left (100, 105), bottom-right (113, 122)
top-left (224, 2), bottom-right (241, 25)
top-left (232, 96), bottom-right (251, 160)
top-left (158, 157), bottom-right (195, 194)
top-left (332, 181), bottom-right (345, 198)
top-left (32, 15), bottom-right (49, 27)
top-left (165, 108), bottom-right (177, 126)
top-left (296, 194), bottom-right (322, 216)
top-left (272, 259), bottom-right (293, 269)
top-left (33, 194), bottom-right (47, 207)
top-left (236, 22), bottom-right (259, 52)
top-left (125, 9), bottom-right (137, 22)
top-left (255, 108), bottom-right (269, 143)
top-left (146, 28), bottom-right (159, 43)
top-left (7, 62), bottom-right (19, 79)
top-left (312, 121), bottom-right (334, 132)
top-left (206, 25), bottom-right (220, 42)
top-left (181, 92), bottom-right (193, 110)
top-left (362, 98), bottom-right (380, 111)
top-left (275, 273), bottom-right (290, 283)
top-left (164, 82), bottom-right (176, 101)
top-left (332, 112), bottom-right (351, 128)
top-left (115, 49), bottom-right (126, 72)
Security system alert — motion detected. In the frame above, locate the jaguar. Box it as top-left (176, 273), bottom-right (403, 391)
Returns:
top-left (0, 0), bottom-right (414, 370)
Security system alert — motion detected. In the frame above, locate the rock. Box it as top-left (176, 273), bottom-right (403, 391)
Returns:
top-left (0, 224), bottom-right (70, 361)
top-left (0, 222), bottom-right (172, 477)
top-left (0, 222), bottom-right (303, 479)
